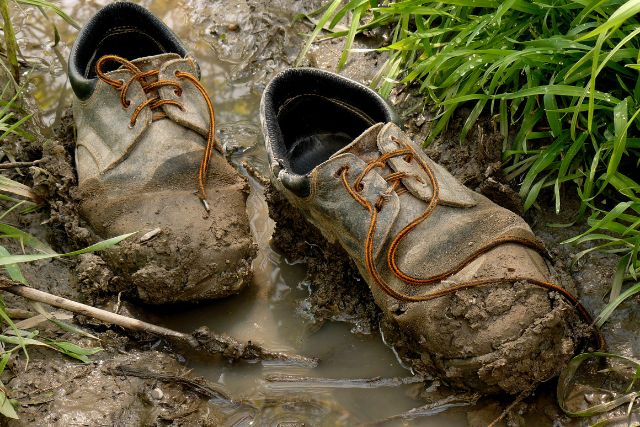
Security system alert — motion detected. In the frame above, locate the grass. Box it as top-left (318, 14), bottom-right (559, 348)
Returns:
top-left (302, 0), bottom-right (640, 419)
top-left (0, 0), bottom-right (79, 82)
top-left (558, 352), bottom-right (640, 418)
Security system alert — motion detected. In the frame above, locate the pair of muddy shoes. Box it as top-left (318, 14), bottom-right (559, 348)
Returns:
top-left (70, 3), bottom-right (592, 394)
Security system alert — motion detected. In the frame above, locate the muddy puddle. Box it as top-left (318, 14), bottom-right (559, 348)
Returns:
top-left (9, 0), bottom-right (638, 425)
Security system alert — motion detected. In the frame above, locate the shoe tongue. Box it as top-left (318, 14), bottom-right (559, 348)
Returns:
top-left (333, 122), bottom-right (476, 207)
top-left (128, 53), bottom-right (182, 72)
top-left (377, 122), bottom-right (477, 207)
top-left (330, 123), bottom-right (385, 163)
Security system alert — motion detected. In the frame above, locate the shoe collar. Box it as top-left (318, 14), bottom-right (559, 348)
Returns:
top-left (69, 2), bottom-right (188, 101)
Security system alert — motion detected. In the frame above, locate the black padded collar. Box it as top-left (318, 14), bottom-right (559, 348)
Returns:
top-left (69, 2), bottom-right (187, 100)
top-left (261, 68), bottom-right (397, 197)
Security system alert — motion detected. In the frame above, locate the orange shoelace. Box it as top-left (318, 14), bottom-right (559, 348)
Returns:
top-left (95, 54), bottom-right (215, 212)
top-left (340, 135), bottom-right (605, 349)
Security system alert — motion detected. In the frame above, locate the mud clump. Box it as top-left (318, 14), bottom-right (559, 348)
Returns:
top-left (380, 286), bottom-right (587, 394)
top-left (264, 184), bottom-right (380, 334)
top-left (96, 223), bottom-right (256, 305)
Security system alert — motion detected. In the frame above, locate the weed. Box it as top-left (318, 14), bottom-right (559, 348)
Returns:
top-left (0, 197), bottom-right (132, 419)
top-left (0, 53), bottom-right (128, 419)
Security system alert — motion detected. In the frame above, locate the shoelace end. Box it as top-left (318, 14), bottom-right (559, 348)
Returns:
top-left (200, 197), bottom-right (210, 213)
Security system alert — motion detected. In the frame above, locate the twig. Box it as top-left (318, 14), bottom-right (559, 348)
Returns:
top-left (114, 291), bottom-right (122, 314)
top-left (105, 365), bottom-right (230, 402)
top-left (0, 160), bottom-right (44, 170)
top-left (264, 374), bottom-right (423, 389)
top-left (0, 277), bottom-right (317, 367)
top-left (242, 160), bottom-right (270, 186)
top-left (366, 393), bottom-right (480, 426)
top-left (487, 384), bottom-right (535, 427)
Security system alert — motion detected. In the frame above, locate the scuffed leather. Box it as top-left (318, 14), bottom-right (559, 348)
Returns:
top-left (74, 54), bottom-right (211, 183)
top-left (271, 122), bottom-right (544, 297)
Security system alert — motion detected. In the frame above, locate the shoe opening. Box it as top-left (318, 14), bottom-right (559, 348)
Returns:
top-left (69, 2), bottom-right (187, 99)
top-left (263, 68), bottom-right (395, 177)
top-left (279, 94), bottom-right (380, 175)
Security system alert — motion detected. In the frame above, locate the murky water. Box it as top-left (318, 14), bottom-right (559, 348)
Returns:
top-left (14, 0), bottom-right (471, 424)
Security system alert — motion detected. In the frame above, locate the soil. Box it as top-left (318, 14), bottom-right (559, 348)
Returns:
top-left (1, 0), bottom-right (637, 425)
top-left (7, 346), bottom-right (228, 426)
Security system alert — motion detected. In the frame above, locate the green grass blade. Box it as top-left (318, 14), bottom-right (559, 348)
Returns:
top-left (0, 232), bottom-right (136, 266)
top-left (14, 0), bottom-right (79, 29)
top-left (558, 352), bottom-right (640, 417)
top-left (338, 2), bottom-right (367, 71)
top-left (578, 0), bottom-right (640, 40)
top-left (295, 0), bottom-right (343, 66)
top-left (0, 246), bottom-right (27, 285)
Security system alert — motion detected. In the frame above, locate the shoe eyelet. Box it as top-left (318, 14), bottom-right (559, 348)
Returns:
top-left (335, 165), bottom-right (349, 178)
top-left (123, 99), bottom-right (131, 108)
top-left (174, 88), bottom-right (182, 97)
top-left (355, 182), bottom-right (364, 192)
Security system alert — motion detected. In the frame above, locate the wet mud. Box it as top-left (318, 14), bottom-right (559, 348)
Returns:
top-left (8, 347), bottom-right (227, 426)
top-left (2, 0), bottom-right (637, 425)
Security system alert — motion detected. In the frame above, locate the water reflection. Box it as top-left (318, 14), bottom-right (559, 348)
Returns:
top-left (17, 0), bottom-right (468, 424)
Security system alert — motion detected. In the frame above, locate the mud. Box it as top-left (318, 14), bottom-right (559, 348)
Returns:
top-left (0, 223), bottom-right (222, 425)
top-left (6, 347), bottom-right (227, 426)
top-left (264, 185), bottom-right (380, 335)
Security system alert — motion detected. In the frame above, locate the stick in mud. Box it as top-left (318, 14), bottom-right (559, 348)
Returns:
top-left (264, 374), bottom-right (424, 389)
top-left (365, 393), bottom-right (481, 426)
top-left (0, 277), bottom-right (317, 367)
top-left (105, 364), bottom-right (231, 402)
top-left (0, 160), bottom-right (44, 169)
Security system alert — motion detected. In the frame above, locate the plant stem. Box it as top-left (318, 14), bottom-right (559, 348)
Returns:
top-left (0, 160), bottom-right (43, 169)
top-left (5, 283), bottom-right (190, 341)
top-left (0, 0), bottom-right (20, 83)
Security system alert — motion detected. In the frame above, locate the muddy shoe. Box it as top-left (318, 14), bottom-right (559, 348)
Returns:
top-left (260, 68), bottom-right (595, 394)
top-left (68, 3), bottom-right (256, 303)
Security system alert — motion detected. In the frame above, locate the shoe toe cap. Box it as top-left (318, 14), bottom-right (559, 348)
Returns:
top-left (388, 284), bottom-right (579, 394)
top-left (81, 184), bottom-right (256, 304)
